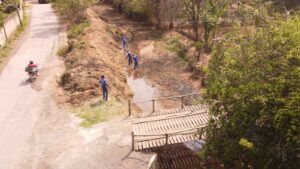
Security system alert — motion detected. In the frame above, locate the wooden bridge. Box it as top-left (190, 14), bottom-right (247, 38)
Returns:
top-left (130, 94), bottom-right (210, 151)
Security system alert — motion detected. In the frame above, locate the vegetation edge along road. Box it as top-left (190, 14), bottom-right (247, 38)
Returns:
top-left (0, 2), bottom-right (29, 68)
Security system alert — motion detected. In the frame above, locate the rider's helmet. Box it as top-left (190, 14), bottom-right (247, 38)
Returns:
top-left (29, 61), bottom-right (34, 64)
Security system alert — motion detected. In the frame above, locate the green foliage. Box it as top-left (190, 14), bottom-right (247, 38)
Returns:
top-left (204, 16), bottom-right (300, 168)
top-left (73, 98), bottom-right (126, 127)
top-left (201, 0), bottom-right (229, 50)
top-left (0, 0), bottom-right (20, 13)
top-left (124, 0), bottom-right (151, 18)
top-left (0, 12), bottom-right (3, 26)
top-left (57, 42), bottom-right (74, 57)
top-left (239, 138), bottom-right (254, 149)
top-left (194, 41), bottom-right (203, 50)
top-left (166, 36), bottom-right (187, 59)
top-left (107, 0), bottom-right (162, 21)
top-left (53, 0), bottom-right (94, 23)
top-left (67, 21), bottom-right (89, 38)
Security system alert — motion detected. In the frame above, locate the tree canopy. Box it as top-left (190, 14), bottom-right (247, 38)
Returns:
top-left (204, 16), bottom-right (300, 168)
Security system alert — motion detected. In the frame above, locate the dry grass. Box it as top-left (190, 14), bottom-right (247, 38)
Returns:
top-left (60, 8), bottom-right (131, 104)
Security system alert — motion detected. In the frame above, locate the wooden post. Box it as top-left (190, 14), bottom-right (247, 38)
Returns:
top-left (152, 100), bottom-right (155, 113)
top-left (3, 25), bottom-right (8, 40)
top-left (165, 134), bottom-right (168, 145)
top-left (197, 129), bottom-right (201, 139)
top-left (2, 22), bottom-right (8, 40)
top-left (128, 100), bottom-right (131, 116)
top-left (131, 132), bottom-right (134, 151)
top-left (15, 2), bottom-right (23, 27)
top-left (181, 96), bottom-right (184, 109)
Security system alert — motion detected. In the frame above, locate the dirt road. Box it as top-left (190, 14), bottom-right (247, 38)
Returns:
top-left (0, 2), bottom-right (151, 169)
top-left (0, 2), bottom-right (62, 168)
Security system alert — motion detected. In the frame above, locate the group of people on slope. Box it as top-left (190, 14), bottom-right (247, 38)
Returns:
top-left (122, 35), bottom-right (139, 69)
top-left (126, 50), bottom-right (139, 70)
top-left (99, 35), bottom-right (139, 101)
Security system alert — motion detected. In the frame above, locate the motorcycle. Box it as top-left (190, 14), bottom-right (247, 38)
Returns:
top-left (25, 66), bottom-right (38, 82)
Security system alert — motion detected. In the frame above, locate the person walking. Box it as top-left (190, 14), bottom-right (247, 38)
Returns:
top-left (121, 35), bottom-right (128, 49)
top-left (133, 54), bottom-right (139, 70)
top-left (126, 50), bottom-right (133, 66)
top-left (99, 75), bottom-right (109, 101)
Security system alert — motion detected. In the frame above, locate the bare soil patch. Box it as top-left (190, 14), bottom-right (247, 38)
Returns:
top-left (60, 8), bottom-right (131, 105)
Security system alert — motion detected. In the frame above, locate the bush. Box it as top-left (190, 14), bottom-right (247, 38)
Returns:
top-left (57, 43), bottom-right (73, 57)
top-left (3, 4), bottom-right (16, 13)
top-left (107, 0), bottom-right (153, 21)
top-left (53, 0), bottom-right (94, 23)
top-left (67, 21), bottom-right (90, 38)
top-left (123, 0), bottom-right (151, 20)
top-left (60, 72), bottom-right (72, 86)
top-left (0, 0), bottom-right (20, 14)
top-left (203, 16), bottom-right (300, 169)
top-left (166, 36), bottom-right (188, 60)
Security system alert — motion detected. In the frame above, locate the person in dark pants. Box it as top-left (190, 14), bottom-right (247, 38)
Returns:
top-left (126, 50), bottom-right (133, 66)
top-left (121, 35), bottom-right (128, 49)
top-left (99, 75), bottom-right (109, 101)
top-left (133, 54), bottom-right (139, 70)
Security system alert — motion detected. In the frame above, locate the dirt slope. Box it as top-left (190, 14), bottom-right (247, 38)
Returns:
top-left (61, 9), bottom-right (131, 104)
top-left (92, 4), bottom-right (202, 97)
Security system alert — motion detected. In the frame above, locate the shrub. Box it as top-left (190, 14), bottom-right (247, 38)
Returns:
top-left (67, 21), bottom-right (90, 38)
top-left (123, 0), bottom-right (151, 20)
top-left (166, 36), bottom-right (188, 59)
top-left (60, 72), bottom-right (72, 86)
top-left (54, 0), bottom-right (94, 23)
top-left (203, 16), bottom-right (300, 169)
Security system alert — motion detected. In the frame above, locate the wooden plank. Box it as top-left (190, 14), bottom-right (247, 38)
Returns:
top-left (133, 110), bottom-right (207, 124)
top-left (138, 143), bottom-right (142, 150)
top-left (194, 114), bottom-right (205, 125)
top-left (165, 118), bottom-right (173, 130)
top-left (199, 113), bottom-right (208, 124)
top-left (180, 117), bottom-right (190, 128)
top-left (132, 107), bottom-right (210, 150)
top-left (186, 105), bottom-right (192, 111)
top-left (167, 118), bottom-right (177, 130)
top-left (173, 117), bottom-right (182, 129)
top-left (149, 121), bottom-right (158, 133)
top-left (180, 116), bottom-right (190, 128)
top-left (198, 113), bottom-right (207, 124)
top-left (188, 115), bottom-right (198, 126)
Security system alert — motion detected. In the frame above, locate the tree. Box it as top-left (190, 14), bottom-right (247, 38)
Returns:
top-left (183, 0), bottom-right (203, 40)
top-left (203, 16), bottom-right (300, 169)
top-left (194, 40), bottom-right (204, 61)
top-left (149, 0), bottom-right (161, 28)
top-left (160, 0), bottom-right (182, 29)
top-left (201, 0), bottom-right (228, 51)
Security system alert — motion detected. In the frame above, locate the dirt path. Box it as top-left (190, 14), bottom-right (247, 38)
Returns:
top-left (0, 3), bottom-right (62, 168)
top-left (0, 2), bottom-right (151, 169)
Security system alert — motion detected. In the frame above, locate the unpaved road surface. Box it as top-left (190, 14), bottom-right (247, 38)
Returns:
top-left (0, 3), bottom-right (62, 168)
top-left (0, 3), bottom-right (151, 169)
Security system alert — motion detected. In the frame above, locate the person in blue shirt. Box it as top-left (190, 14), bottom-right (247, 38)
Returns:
top-left (133, 54), bottom-right (139, 70)
top-left (121, 35), bottom-right (128, 49)
top-left (126, 50), bottom-right (133, 65)
top-left (99, 75), bottom-right (109, 101)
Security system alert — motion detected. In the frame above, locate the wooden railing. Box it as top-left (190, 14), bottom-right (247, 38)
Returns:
top-left (131, 127), bottom-right (207, 151)
top-left (128, 93), bottom-right (202, 116)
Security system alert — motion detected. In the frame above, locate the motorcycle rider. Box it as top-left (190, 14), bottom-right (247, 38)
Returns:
top-left (26, 61), bottom-right (38, 75)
